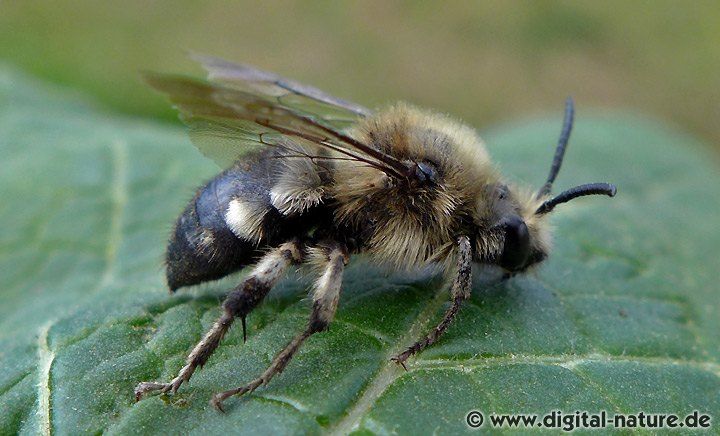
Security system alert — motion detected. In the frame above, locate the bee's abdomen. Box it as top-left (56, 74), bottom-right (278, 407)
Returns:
top-left (166, 152), bottom-right (340, 291)
top-left (166, 168), bottom-right (255, 291)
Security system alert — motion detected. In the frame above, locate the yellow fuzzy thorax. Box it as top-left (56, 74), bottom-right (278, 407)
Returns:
top-left (331, 104), bottom-right (509, 269)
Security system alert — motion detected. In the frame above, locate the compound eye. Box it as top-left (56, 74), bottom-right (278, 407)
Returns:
top-left (498, 214), bottom-right (530, 271)
top-left (414, 161), bottom-right (439, 185)
top-left (496, 184), bottom-right (510, 201)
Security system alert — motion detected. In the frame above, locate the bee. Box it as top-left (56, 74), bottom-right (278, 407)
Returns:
top-left (134, 53), bottom-right (616, 411)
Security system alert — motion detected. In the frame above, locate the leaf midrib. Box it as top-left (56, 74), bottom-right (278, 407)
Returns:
top-left (329, 283), bottom-right (451, 434)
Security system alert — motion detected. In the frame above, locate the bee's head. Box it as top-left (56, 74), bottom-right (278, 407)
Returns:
top-left (486, 181), bottom-right (616, 273)
top-left (486, 97), bottom-right (616, 273)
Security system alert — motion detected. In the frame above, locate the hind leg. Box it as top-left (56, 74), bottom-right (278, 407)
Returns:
top-left (135, 240), bottom-right (303, 400)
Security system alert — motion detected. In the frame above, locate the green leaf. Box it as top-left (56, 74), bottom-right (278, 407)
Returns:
top-left (1, 66), bottom-right (718, 435)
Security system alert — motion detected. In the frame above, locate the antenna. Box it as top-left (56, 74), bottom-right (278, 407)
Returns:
top-left (537, 97), bottom-right (574, 198)
top-left (535, 182), bottom-right (616, 215)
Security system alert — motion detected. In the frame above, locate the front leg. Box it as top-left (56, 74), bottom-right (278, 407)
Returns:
top-left (392, 236), bottom-right (472, 369)
top-left (135, 240), bottom-right (303, 401)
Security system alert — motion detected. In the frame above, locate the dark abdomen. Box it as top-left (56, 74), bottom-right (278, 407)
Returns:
top-left (166, 156), bottom-right (290, 291)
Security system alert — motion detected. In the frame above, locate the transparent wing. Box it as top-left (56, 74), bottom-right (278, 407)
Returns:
top-left (145, 61), bottom-right (409, 178)
top-left (190, 52), bottom-right (372, 124)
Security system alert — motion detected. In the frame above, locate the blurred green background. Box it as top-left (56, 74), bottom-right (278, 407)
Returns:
top-left (1, 1), bottom-right (719, 152)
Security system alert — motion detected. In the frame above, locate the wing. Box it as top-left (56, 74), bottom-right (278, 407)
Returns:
top-left (145, 55), bottom-right (409, 179)
top-left (190, 52), bottom-right (371, 121)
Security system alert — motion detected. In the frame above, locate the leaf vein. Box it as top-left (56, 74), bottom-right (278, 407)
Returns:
top-left (0, 370), bottom-right (33, 397)
top-left (412, 353), bottom-right (720, 376)
top-left (329, 284), bottom-right (450, 435)
top-left (333, 319), bottom-right (392, 345)
top-left (95, 139), bottom-right (128, 293)
top-left (36, 320), bottom-right (56, 436)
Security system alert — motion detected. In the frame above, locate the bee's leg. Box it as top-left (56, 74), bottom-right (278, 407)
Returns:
top-left (391, 236), bottom-right (472, 369)
top-left (211, 243), bottom-right (348, 412)
top-left (134, 240), bottom-right (303, 401)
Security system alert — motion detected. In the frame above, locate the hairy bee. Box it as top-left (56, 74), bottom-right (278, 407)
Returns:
top-left (134, 54), bottom-right (616, 411)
